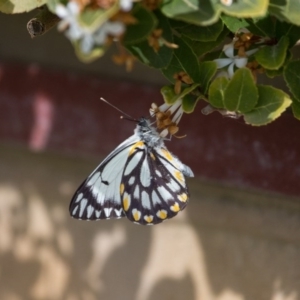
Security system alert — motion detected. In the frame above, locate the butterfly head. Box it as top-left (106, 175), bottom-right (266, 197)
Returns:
top-left (137, 117), bottom-right (150, 128)
top-left (136, 117), bottom-right (164, 148)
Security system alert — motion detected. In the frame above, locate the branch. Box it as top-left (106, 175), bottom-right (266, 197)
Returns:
top-left (27, 6), bottom-right (60, 38)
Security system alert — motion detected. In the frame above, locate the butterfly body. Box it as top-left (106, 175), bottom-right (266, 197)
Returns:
top-left (70, 118), bottom-right (193, 225)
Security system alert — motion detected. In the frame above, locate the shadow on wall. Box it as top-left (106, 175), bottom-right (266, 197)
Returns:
top-left (0, 145), bottom-right (299, 300)
top-left (0, 175), bottom-right (211, 300)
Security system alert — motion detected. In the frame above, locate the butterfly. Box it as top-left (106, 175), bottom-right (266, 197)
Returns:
top-left (69, 104), bottom-right (194, 225)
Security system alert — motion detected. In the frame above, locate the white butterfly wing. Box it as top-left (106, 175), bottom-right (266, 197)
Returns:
top-left (69, 134), bottom-right (140, 220)
top-left (120, 144), bottom-right (192, 225)
top-left (70, 120), bottom-right (194, 225)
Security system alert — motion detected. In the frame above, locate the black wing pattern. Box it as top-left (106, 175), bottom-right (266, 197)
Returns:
top-left (69, 135), bottom-right (139, 220)
top-left (69, 133), bottom-right (193, 225)
top-left (120, 144), bottom-right (191, 225)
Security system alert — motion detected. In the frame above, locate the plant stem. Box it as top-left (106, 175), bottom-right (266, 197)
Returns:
top-left (27, 6), bottom-right (60, 38)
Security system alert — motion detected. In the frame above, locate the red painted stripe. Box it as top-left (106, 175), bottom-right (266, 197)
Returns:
top-left (0, 62), bottom-right (299, 197)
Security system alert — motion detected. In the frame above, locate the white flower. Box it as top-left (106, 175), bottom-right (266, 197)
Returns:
top-left (80, 32), bottom-right (95, 53)
top-left (81, 21), bottom-right (125, 53)
top-left (120, 0), bottom-right (134, 11)
top-left (157, 99), bottom-right (184, 124)
top-left (56, 2), bottom-right (83, 40)
top-left (150, 99), bottom-right (184, 137)
top-left (214, 43), bottom-right (258, 78)
top-left (93, 21), bottom-right (125, 45)
top-left (55, 2), bottom-right (80, 21)
top-left (55, 3), bottom-right (125, 54)
top-left (221, 0), bottom-right (233, 6)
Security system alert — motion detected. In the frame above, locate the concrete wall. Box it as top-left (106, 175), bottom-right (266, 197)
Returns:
top-left (0, 144), bottom-right (299, 300)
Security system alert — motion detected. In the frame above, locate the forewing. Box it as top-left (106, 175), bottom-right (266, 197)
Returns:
top-left (120, 146), bottom-right (190, 225)
top-left (69, 134), bottom-right (139, 220)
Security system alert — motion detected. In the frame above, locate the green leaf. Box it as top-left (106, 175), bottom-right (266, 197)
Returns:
top-left (224, 68), bottom-right (258, 113)
top-left (284, 59), bottom-right (300, 102)
top-left (269, 0), bottom-right (300, 26)
top-left (265, 68), bottom-right (283, 78)
top-left (127, 42), bottom-right (172, 69)
top-left (73, 41), bottom-right (106, 63)
top-left (178, 19), bottom-right (223, 41)
top-left (198, 61), bottom-right (217, 94)
top-left (161, 86), bottom-right (178, 104)
top-left (79, 10), bottom-right (105, 27)
top-left (255, 36), bottom-right (289, 70)
top-left (208, 77), bottom-right (229, 109)
top-left (216, 0), bottom-right (268, 18)
top-left (168, 19), bottom-right (189, 28)
top-left (78, 7), bottom-right (118, 31)
top-left (160, 83), bottom-right (200, 105)
top-left (127, 46), bottom-right (150, 65)
top-left (173, 36), bottom-right (201, 83)
top-left (201, 49), bottom-right (223, 62)
top-left (220, 15), bottom-right (250, 33)
top-left (265, 50), bottom-right (291, 78)
top-left (161, 55), bottom-right (183, 83)
top-left (292, 98), bottom-right (300, 121)
top-left (244, 85), bottom-right (292, 126)
top-left (178, 83), bottom-right (199, 98)
top-left (243, 20), bottom-right (268, 37)
top-left (0, 0), bottom-right (47, 13)
top-left (162, 0), bottom-right (267, 26)
top-left (275, 21), bottom-right (300, 47)
top-left (47, 0), bottom-right (62, 13)
top-left (180, 83), bottom-right (200, 98)
top-left (182, 94), bottom-right (199, 113)
top-left (126, 11), bottom-right (173, 69)
top-left (249, 15), bottom-right (276, 37)
top-left (183, 26), bottom-right (229, 57)
top-left (161, 0), bottom-right (219, 26)
top-left (123, 5), bottom-right (157, 45)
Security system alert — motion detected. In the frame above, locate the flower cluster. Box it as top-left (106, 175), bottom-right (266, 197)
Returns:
top-left (55, 1), bottom-right (127, 54)
top-left (214, 42), bottom-right (258, 78)
top-left (214, 29), bottom-right (260, 78)
top-left (150, 99), bottom-right (184, 137)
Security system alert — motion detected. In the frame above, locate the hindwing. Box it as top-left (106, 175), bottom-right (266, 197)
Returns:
top-left (120, 144), bottom-right (190, 225)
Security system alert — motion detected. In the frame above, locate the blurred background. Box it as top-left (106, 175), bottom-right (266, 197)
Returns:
top-left (0, 10), bottom-right (300, 300)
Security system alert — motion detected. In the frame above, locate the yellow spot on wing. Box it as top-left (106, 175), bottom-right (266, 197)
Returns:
top-left (157, 209), bottom-right (167, 219)
top-left (123, 194), bottom-right (131, 211)
top-left (174, 170), bottom-right (184, 183)
top-left (144, 215), bottom-right (153, 223)
top-left (120, 183), bottom-right (124, 195)
top-left (150, 152), bottom-right (156, 160)
top-left (129, 141), bottom-right (144, 156)
top-left (171, 203), bottom-right (180, 212)
top-left (132, 209), bottom-right (141, 221)
top-left (161, 149), bottom-right (173, 161)
top-left (178, 193), bottom-right (188, 202)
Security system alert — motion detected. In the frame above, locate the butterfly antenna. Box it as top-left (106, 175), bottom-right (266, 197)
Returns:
top-left (100, 97), bottom-right (137, 121)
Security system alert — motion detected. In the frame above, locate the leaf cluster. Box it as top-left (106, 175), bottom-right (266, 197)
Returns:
top-left (2, 0), bottom-right (300, 125)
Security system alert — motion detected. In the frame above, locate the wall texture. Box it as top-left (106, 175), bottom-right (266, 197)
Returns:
top-left (1, 63), bottom-right (300, 197)
top-left (0, 144), bottom-right (299, 300)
